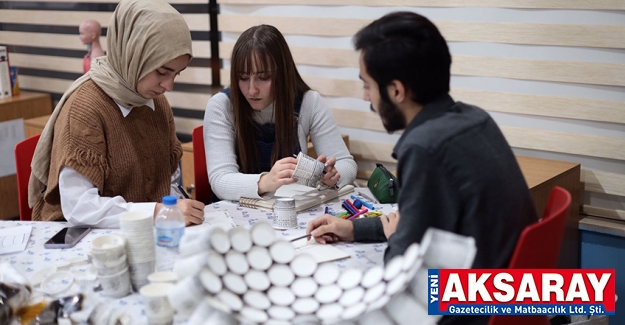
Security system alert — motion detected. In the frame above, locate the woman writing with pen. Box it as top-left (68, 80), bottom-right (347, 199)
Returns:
top-left (28, 0), bottom-right (204, 228)
top-left (203, 25), bottom-right (358, 202)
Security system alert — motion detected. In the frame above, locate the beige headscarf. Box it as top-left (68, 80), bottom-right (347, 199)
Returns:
top-left (28, 0), bottom-right (193, 207)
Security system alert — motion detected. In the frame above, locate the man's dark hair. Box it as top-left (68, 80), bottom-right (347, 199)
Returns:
top-left (354, 11), bottom-right (451, 106)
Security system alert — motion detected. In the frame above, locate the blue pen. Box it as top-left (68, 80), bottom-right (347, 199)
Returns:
top-left (342, 200), bottom-right (359, 215)
top-left (351, 195), bottom-right (375, 210)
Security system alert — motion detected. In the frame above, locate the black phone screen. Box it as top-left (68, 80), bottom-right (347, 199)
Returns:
top-left (48, 227), bottom-right (90, 245)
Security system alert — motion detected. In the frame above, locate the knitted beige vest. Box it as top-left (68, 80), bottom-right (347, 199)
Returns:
top-left (32, 80), bottom-right (182, 222)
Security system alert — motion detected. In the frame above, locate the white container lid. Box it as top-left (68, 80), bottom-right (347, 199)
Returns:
top-left (147, 271), bottom-right (178, 284)
top-left (265, 320), bottom-right (291, 325)
top-left (291, 314), bottom-right (319, 324)
top-left (269, 240), bottom-right (295, 264)
top-left (230, 227), bottom-right (253, 253)
top-left (247, 246), bottom-right (272, 271)
top-left (244, 270), bottom-right (271, 292)
top-left (30, 266), bottom-right (57, 286)
top-left (199, 269), bottom-right (222, 294)
top-left (70, 264), bottom-right (97, 283)
top-left (402, 243), bottom-right (420, 271)
top-left (314, 284), bottom-right (342, 304)
top-left (267, 305), bottom-right (295, 321)
top-left (240, 307), bottom-right (268, 324)
top-left (384, 255), bottom-right (404, 281)
top-left (206, 296), bottom-right (232, 314)
top-left (386, 272), bottom-right (407, 296)
top-left (210, 228), bottom-right (231, 254)
top-left (268, 264), bottom-right (295, 287)
top-left (313, 263), bottom-right (340, 286)
top-left (366, 294), bottom-right (390, 313)
top-left (361, 265), bottom-right (384, 288)
top-left (243, 290), bottom-right (271, 310)
top-left (41, 271), bottom-right (74, 296)
top-left (337, 268), bottom-right (362, 290)
top-left (316, 303), bottom-right (344, 322)
top-left (342, 302), bottom-right (367, 320)
top-left (139, 282), bottom-right (174, 297)
top-left (67, 256), bottom-right (89, 266)
top-left (363, 281), bottom-right (386, 304)
top-left (207, 251), bottom-right (227, 276)
top-left (290, 254), bottom-right (317, 278)
top-left (251, 222), bottom-right (276, 247)
top-left (225, 250), bottom-right (250, 275)
top-left (291, 298), bottom-right (320, 315)
top-left (268, 286), bottom-right (295, 306)
top-left (339, 286), bottom-right (365, 307)
top-left (222, 272), bottom-right (247, 295)
top-left (290, 277), bottom-right (318, 298)
top-left (216, 290), bottom-right (243, 311)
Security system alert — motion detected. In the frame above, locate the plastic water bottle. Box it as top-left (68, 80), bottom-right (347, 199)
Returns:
top-left (155, 195), bottom-right (185, 248)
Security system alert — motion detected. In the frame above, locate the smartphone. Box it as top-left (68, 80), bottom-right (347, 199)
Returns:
top-left (44, 227), bottom-right (92, 249)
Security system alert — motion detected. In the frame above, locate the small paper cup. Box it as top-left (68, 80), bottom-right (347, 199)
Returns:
top-left (140, 283), bottom-right (175, 325)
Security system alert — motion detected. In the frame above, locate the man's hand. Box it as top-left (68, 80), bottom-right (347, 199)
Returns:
top-left (306, 214), bottom-right (354, 244)
top-left (316, 155), bottom-right (340, 187)
top-left (258, 157), bottom-right (298, 195)
top-left (381, 211), bottom-right (400, 239)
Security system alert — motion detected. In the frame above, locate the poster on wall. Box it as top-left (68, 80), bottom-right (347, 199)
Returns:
top-left (0, 118), bottom-right (25, 177)
top-left (0, 46), bottom-right (12, 99)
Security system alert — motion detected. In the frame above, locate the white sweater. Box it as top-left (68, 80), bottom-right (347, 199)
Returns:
top-left (203, 90), bottom-right (358, 201)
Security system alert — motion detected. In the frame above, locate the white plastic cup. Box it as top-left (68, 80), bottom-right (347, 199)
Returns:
top-left (167, 275), bottom-right (206, 317)
top-left (273, 199), bottom-right (298, 229)
top-left (98, 267), bottom-right (131, 298)
top-left (140, 283), bottom-right (175, 325)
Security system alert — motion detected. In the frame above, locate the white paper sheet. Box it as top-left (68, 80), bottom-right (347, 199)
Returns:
top-left (186, 210), bottom-right (237, 234)
top-left (0, 118), bottom-right (25, 177)
top-left (290, 237), bottom-right (351, 264)
top-left (0, 225), bottom-right (32, 255)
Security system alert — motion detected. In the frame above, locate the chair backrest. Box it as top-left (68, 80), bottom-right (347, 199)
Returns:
top-left (488, 186), bottom-right (571, 325)
top-left (192, 126), bottom-right (212, 205)
top-left (508, 186), bottom-right (572, 269)
top-left (14, 134), bottom-right (41, 221)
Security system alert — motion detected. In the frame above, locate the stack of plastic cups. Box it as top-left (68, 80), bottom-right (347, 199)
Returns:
top-left (90, 234), bottom-right (131, 298)
top-left (120, 212), bottom-right (157, 291)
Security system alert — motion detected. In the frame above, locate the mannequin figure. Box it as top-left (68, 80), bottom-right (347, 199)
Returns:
top-left (79, 19), bottom-right (105, 74)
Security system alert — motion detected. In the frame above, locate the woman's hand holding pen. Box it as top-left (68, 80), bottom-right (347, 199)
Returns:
top-left (316, 155), bottom-right (340, 187)
top-left (154, 199), bottom-right (204, 226)
top-left (306, 214), bottom-right (354, 244)
top-left (258, 157), bottom-right (298, 195)
top-left (178, 199), bottom-right (205, 226)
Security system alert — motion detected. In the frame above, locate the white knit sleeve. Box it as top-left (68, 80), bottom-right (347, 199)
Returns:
top-left (301, 91), bottom-right (358, 187)
top-left (203, 93), bottom-right (265, 201)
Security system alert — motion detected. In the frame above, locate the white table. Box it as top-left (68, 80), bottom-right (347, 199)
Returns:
top-left (0, 188), bottom-right (393, 324)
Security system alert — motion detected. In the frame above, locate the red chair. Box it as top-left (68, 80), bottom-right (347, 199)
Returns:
top-left (489, 186), bottom-right (572, 325)
top-left (14, 134), bottom-right (41, 221)
top-left (192, 126), bottom-right (212, 205)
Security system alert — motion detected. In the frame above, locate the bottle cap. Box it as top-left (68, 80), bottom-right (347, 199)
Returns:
top-left (162, 195), bottom-right (177, 205)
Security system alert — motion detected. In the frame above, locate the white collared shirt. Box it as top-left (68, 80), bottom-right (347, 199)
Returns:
top-left (58, 100), bottom-right (184, 228)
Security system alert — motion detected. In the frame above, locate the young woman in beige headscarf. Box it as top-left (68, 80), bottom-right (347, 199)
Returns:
top-left (28, 0), bottom-right (204, 228)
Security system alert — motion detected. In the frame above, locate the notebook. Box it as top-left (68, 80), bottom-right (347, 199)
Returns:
top-left (239, 184), bottom-right (355, 212)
